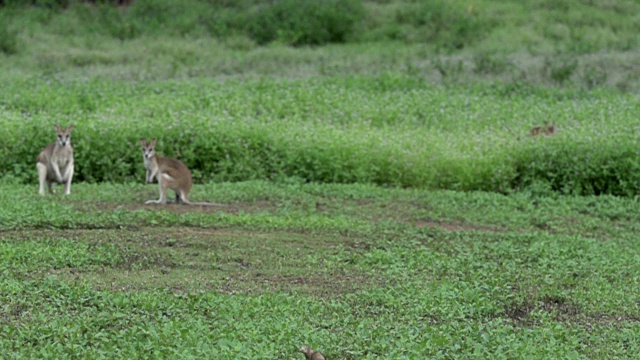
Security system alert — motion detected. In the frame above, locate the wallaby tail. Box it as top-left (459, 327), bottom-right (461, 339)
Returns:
top-left (180, 195), bottom-right (227, 207)
top-left (185, 200), bottom-right (227, 207)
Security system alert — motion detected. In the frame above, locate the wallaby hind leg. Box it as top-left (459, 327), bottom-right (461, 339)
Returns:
top-left (176, 190), bottom-right (190, 204)
top-left (146, 179), bottom-right (169, 204)
top-left (37, 163), bottom-right (47, 195)
top-left (63, 163), bottom-right (73, 195)
top-left (63, 180), bottom-right (71, 195)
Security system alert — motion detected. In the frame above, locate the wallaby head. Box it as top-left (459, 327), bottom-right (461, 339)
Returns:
top-left (300, 346), bottom-right (325, 360)
top-left (55, 125), bottom-right (73, 147)
top-left (140, 138), bottom-right (157, 160)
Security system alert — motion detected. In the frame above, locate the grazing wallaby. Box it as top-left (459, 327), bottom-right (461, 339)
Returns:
top-left (140, 138), bottom-right (220, 206)
top-left (37, 125), bottom-right (74, 195)
top-left (530, 122), bottom-right (556, 137)
top-left (300, 346), bottom-right (326, 360)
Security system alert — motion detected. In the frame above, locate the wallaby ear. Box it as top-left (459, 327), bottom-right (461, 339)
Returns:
top-left (150, 138), bottom-right (157, 146)
top-left (66, 125), bottom-right (73, 133)
top-left (54, 124), bottom-right (61, 132)
top-left (140, 138), bottom-right (147, 146)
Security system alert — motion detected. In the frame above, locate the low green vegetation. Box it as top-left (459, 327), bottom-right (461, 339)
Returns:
top-left (1, 182), bottom-right (640, 358)
top-left (2, 0), bottom-right (640, 358)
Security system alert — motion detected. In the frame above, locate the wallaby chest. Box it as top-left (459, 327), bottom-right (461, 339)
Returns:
top-left (144, 156), bottom-right (158, 171)
top-left (51, 147), bottom-right (73, 168)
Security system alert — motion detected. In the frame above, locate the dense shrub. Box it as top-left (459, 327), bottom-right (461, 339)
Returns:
top-left (0, 0), bottom-right (125, 7)
top-left (13, 117), bottom-right (640, 197)
top-left (510, 140), bottom-right (640, 197)
top-left (4, 0), bottom-right (640, 54)
top-left (394, 0), bottom-right (490, 50)
top-left (3, 76), bottom-right (640, 197)
top-left (0, 0), bottom-right (70, 8)
top-left (94, 3), bottom-right (139, 40)
top-left (6, 0), bottom-right (365, 45)
top-left (0, 19), bottom-right (18, 54)
top-left (6, 0), bottom-right (364, 45)
top-left (247, 0), bottom-right (364, 46)
top-left (542, 55), bottom-right (578, 85)
top-left (127, 0), bottom-right (203, 36)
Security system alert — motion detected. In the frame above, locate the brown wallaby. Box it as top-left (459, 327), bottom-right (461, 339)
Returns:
top-left (530, 122), bottom-right (556, 136)
top-left (140, 138), bottom-right (222, 206)
top-left (300, 345), bottom-right (326, 360)
top-left (37, 125), bottom-right (74, 195)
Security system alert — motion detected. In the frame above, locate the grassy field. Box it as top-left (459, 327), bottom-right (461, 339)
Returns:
top-left (2, 0), bottom-right (640, 358)
top-left (1, 182), bottom-right (640, 358)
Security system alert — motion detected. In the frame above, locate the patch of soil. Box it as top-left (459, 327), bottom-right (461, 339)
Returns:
top-left (503, 302), bottom-right (535, 324)
top-left (0, 303), bottom-right (29, 325)
top-left (502, 295), bottom-right (640, 328)
top-left (538, 295), bottom-right (580, 320)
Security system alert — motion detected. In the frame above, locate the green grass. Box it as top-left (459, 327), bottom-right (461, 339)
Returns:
top-left (2, 2), bottom-right (640, 357)
top-left (1, 182), bottom-right (640, 358)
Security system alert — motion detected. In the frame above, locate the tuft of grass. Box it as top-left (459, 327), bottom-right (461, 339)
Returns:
top-left (247, 0), bottom-right (365, 46)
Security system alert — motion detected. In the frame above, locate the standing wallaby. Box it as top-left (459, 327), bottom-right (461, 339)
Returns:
top-left (300, 346), bottom-right (326, 360)
top-left (530, 122), bottom-right (556, 136)
top-left (140, 138), bottom-right (220, 206)
top-left (37, 125), bottom-right (74, 195)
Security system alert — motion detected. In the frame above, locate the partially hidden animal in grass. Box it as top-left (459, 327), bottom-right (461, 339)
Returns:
top-left (140, 138), bottom-right (222, 206)
top-left (300, 345), bottom-right (326, 360)
top-left (37, 124), bottom-right (74, 195)
top-left (530, 122), bottom-right (556, 137)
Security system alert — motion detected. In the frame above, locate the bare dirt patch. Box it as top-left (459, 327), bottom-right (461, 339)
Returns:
top-left (502, 295), bottom-right (640, 328)
top-left (2, 227), bottom-right (371, 297)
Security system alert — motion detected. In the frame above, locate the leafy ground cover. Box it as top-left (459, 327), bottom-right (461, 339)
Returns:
top-left (1, 182), bottom-right (639, 358)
